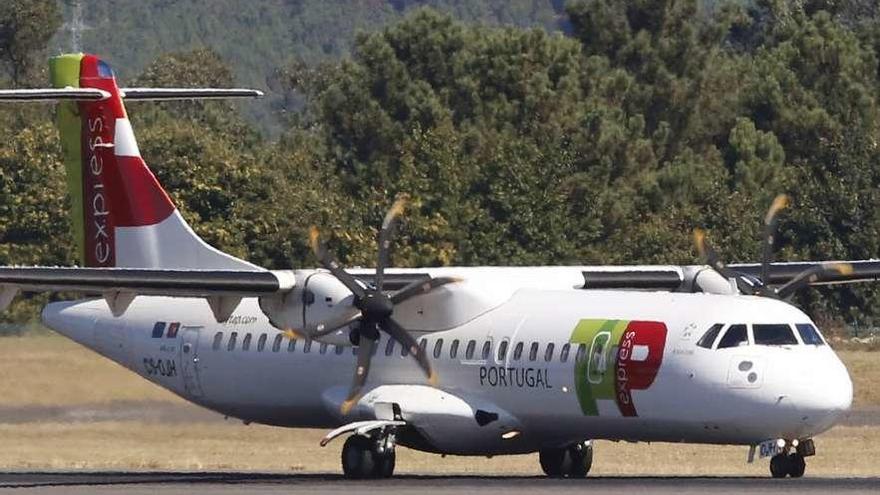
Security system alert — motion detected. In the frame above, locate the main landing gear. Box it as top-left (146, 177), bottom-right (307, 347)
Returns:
top-left (539, 441), bottom-right (593, 478)
top-left (769, 438), bottom-right (813, 478)
top-left (341, 434), bottom-right (396, 479)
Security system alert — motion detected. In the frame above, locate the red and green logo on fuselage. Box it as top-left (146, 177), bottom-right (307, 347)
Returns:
top-left (570, 319), bottom-right (667, 417)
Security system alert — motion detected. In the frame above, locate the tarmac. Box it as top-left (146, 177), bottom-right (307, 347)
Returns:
top-left (0, 472), bottom-right (877, 494)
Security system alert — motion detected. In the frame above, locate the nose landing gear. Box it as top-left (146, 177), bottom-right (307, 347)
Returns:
top-left (341, 433), bottom-right (396, 479)
top-left (539, 441), bottom-right (593, 478)
top-left (769, 438), bottom-right (813, 478)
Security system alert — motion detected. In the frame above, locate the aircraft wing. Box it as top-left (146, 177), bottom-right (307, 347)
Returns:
top-left (580, 260), bottom-right (880, 291)
top-left (0, 266), bottom-right (295, 321)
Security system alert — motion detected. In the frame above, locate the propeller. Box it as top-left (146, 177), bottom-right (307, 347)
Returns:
top-left (693, 194), bottom-right (852, 298)
top-left (287, 197), bottom-right (460, 414)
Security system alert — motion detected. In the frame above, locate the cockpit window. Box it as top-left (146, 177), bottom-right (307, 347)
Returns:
top-left (717, 324), bottom-right (748, 349)
top-left (753, 324), bottom-right (798, 346)
top-left (795, 323), bottom-right (825, 346)
top-left (697, 323), bottom-right (724, 349)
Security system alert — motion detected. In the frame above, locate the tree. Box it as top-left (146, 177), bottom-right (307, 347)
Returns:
top-left (0, 0), bottom-right (61, 86)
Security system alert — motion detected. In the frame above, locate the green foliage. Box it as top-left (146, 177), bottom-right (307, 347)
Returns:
top-left (4, 2), bottom-right (880, 330)
top-left (0, 0), bottom-right (61, 85)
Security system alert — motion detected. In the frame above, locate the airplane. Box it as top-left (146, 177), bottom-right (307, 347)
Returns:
top-left (0, 53), bottom-right (876, 480)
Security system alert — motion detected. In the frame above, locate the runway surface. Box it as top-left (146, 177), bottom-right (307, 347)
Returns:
top-left (0, 472), bottom-right (877, 494)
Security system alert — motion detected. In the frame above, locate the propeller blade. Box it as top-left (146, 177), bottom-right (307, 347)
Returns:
top-left (375, 196), bottom-right (408, 292)
top-left (340, 331), bottom-right (378, 415)
top-left (776, 263), bottom-right (854, 299)
top-left (295, 306), bottom-right (363, 338)
top-left (761, 194), bottom-right (789, 284)
top-left (381, 317), bottom-right (437, 386)
top-left (693, 229), bottom-right (756, 295)
top-left (309, 226), bottom-right (366, 299)
top-left (390, 276), bottom-right (463, 305)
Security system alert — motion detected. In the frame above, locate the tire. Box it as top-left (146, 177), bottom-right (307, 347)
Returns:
top-left (788, 453), bottom-right (806, 478)
top-left (539, 449), bottom-right (566, 477)
top-left (342, 435), bottom-right (376, 479)
top-left (566, 443), bottom-right (592, 478)
top-left (373, 449), bottom-right (396, 478)
top-left (770, 454), bottom-right (790, 478)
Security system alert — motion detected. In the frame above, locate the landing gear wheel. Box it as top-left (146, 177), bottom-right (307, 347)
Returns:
top-left (341, 435), bottom-right (376, 479)
top-left (373, 449), bottom-right (396, 478)
top-left (787, 453), bottom-right (806, 478)
top-left (770, 454), bottom-right (789, 478)
top-left (539, 442), bottom-right (593, 478)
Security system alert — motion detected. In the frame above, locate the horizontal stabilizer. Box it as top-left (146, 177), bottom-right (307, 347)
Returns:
top-left (0, 88), bottom-right (110, 101)
top-left (119, 88), bottom-right (264, 100)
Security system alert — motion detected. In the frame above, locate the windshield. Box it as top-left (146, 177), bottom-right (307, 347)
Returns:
top-left (717, 324), bottom-right (748, 348)
top-left (753, 324), bottom-right (798, 346)
top-left (795, 323), bottom-right (826, 346)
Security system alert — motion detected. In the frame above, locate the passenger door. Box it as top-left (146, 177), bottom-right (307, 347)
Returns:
top-left (180, 327), bottom-right (204, 397)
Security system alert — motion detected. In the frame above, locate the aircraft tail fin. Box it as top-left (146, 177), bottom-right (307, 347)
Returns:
top-left (0, 53), bottom-right (263, 270)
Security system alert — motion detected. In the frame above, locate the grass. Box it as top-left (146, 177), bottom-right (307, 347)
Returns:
top-left (0, 334), bottom-right (878, 476)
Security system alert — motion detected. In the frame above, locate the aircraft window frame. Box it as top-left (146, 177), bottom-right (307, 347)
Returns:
top-left (465, 340), bottom-right (476, 360)
top-left (385, 338), bottom-right (395, 356)
top-left (560, 343), bottom-right (571, 363)
top-left (753, 324), bottom-right (798, 346)
top-left (257, 333), bottom-right (268, 352)
top-left (303, 340), bottom-right (312, 353)
top-left (481, 340), bottom-right (492, 360)
top-left (419, 339), bottom-right (427, 356)
top-left (717, 324), bottom-right (748, 349)
top-left (287, 338), bottom-right (297, 352)
top-left (513, 342), bottom-right (524, 361)
top-left (450, 339), bottom-right (459, 359)
top-left (697, 323), bottom-right (724, 349)
top-left (272, 334), bottom-right (283, 352)
top-left (242, 333), bottom-right (252, 351)
top-left (227, 332), bottom-right (238, 351)
top-left (497, 340), bottom-right (509, 361)
top-left (212, 332), bottom-right (223, 351)
top-left (796, 323), bottom-right (826, 346)
top-left (528, 342), bottom-right (539, 362)
top-left (544, 343), bottom-right (555, 362)
top-left (434, 339), bottom-right (444, 359)
top-left (575, 344), bottom-right (587, 363)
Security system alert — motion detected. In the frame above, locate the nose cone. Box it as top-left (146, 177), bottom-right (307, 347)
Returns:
top-left (790, 350), bottom-right (853, 434)
top-left (41, 300), bottom-right (98, 346)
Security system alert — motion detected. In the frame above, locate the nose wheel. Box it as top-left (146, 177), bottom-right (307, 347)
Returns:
top-left (341, 434), bottom-right (396, 479)
top-left (770, 452), bottom-right (806, 478)
top-left (539, 441), bottom-right (593, 478)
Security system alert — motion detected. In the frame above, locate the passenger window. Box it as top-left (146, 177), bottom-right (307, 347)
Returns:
top-left (212, 332), bottom-right (223, 351)
top-left (717, 324), bottom-right (748, 349)
top-left (257, 333), bottom-right (268, 352)
top-left (497, 340), bottom-right (509, 361)
top-left (242, 333), bottom-right (252, 351)
top-left (513, 342), bottom-right (524, 361)
top-left (544, 343), bottom-right (555, 362)
top-left (529, 342), bottom-right (539, 362)
top-left (402, 341), bottom-right (410, 357)
top-left (288, 338), bottom-right (297, 352)
top-left (419, 339), bottom-right (427, 355)
top-left (575, 344), bottom-right (587, 362)
top-left (697, 323), bottom-right (724, 349)
top-left (227, 332), bottom-right (238, 351)
top-left (560, 343), bottom-right (570, 363)
top-left (434, 339), bottom-right (444, 359)
top-left (754, 324), bottom-right (798, 346)
top-left (450, 340), bottom-right (459, 359)
top-left (303, 340), bottom-right (312, 353)
top-left (385, 338), bottom-right (395, 356)
top-left (796, 323), bottom-right (825, 346)
top-left (272, 334), bottom-right (283, 352)
top-left (465, 340), bottom-right (476, 359)
top-left (481, 340), bottom-right (492, 360)
top-left (335, 344), bottom-right (344, 355)
top-left (319, 342), bottom-right (328, 354)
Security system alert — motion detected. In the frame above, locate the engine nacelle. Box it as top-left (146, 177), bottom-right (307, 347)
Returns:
top-left (259, 269), bottom-right (360, 346)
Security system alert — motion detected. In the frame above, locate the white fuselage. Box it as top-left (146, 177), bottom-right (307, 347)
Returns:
top-left (41, 268), bottom-right (853, 456)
